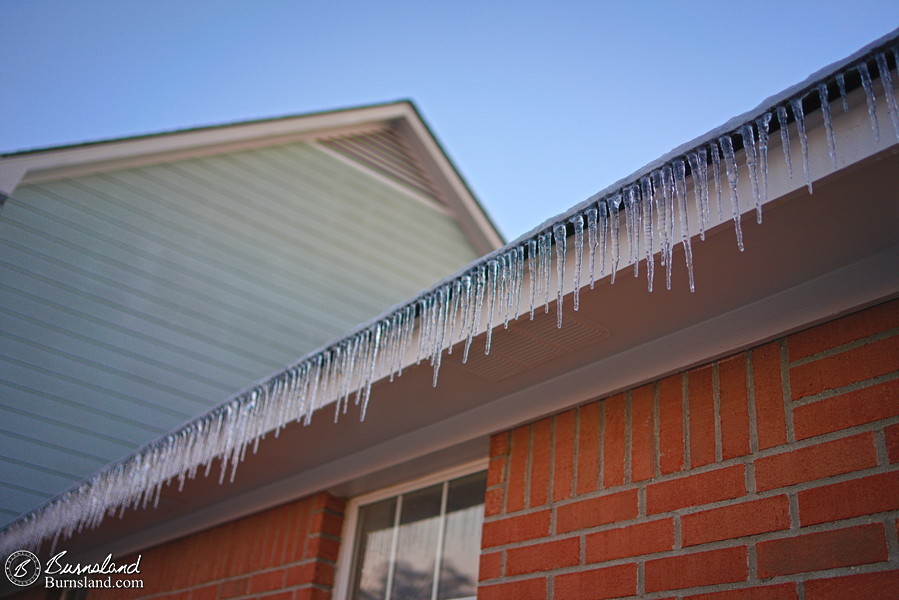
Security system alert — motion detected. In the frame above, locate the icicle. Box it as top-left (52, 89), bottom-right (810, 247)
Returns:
top-left (698, 147), bottom-right (710, 234)
top-left (858, 62), bottom-right (880, 141)
top-left (485, 259), bottom-right (498, 354)
top-left (501, 252), bottom-right (513, 328)
top-left (598, 200), bottom-right (609, 279)
top-left (528, 238), bottom-right (538, 319)
top-left (608, 196), bottom-right (621, 284)
top-left (790, 97), bottom-right (813, 193)
top-left (586, 206), bottom-right (598, 288)
top-left (659, 166), bottom-right (675, 289)
top-left (651, 170), bottom-right (666, 271)
top-left (756, 112), bottom-right (772, 221)
top-left (818, 83), bottom-right (838, 168)
top-left (553, 222), bottom-right (566, 327)
top-left (433, 290), bottom-right (450, 386)
top-left (541, 230), bottom-right (553, 314)
top-left (673, 160), bottom-right (695, 292)
top-left (719, 135), bottom-right (744, 252)
top-left (875, 52), bottom-right (899, 140)
top-left (640, 175), bottom-right (655, 292)
top-left (740, 123), bottom-right (761, 225)
top-left (687, 152), bottom-right (706, 240)
top-left (515, 244), bottom-right (526, 318)
top-left (776, 105), bottom-right (793, 180)
top-left (709, 143), bottom-right (723, 222)
top-left (836, 72), bottom-right (850, 112)
top-left (625, 186), bottom-right (640, 277)
top-left (359, 324), bottom-right (382, 419)
top-left (571, 214), bottom-right (584, 310)
top-left (463, 267), bottom-right (484, 362)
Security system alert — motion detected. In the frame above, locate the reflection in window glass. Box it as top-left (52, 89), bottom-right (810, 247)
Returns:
top-left (348, 471), bottom-right (486, 600)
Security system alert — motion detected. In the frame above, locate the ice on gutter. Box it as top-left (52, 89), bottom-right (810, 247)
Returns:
top-left (2, 28), bottom-right (898, 556)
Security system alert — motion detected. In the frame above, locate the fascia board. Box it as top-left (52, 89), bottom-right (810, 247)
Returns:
top-left (0, 103), bottom-right (414, 192)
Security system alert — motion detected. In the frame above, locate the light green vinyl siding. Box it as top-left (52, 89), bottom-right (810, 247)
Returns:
top-left (0, 141), bottom-right (480, 525)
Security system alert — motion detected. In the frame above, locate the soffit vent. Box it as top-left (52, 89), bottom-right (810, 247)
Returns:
top-left (456, 312), bottom-right (611, 382)
top-left (320, 127), bottom-right (443, 204)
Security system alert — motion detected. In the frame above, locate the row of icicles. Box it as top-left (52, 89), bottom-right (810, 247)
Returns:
top-left (2, 46), bottom-right (898, 556)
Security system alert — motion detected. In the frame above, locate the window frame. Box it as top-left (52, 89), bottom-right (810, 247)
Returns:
top-left (332, 457), bottom-right (489, 600)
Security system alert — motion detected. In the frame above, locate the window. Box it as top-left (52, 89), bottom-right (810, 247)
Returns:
top-left (336, 463), bottom-right (487, 600)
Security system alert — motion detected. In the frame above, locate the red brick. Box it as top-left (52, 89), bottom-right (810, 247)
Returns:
top-left (752, 342), bottom-right (788, 450)
top-left (554, 563), bottom-right (637, 600)
top-left (260, 593), bottom-right (292, 600)
top-left (490, 431), bottom-right (510, 456)
top-left (757, 523), bottom-right (888, 577)
top-left (794, 379), bottom-right (899, 439)
top-left (506, 425), bottom-right (530, 512)
top-left (286, 561), bottom-right (334, 587)
top-left (310, 509), bottom-right (343, 537)
top-left (553, 409), bottom-right (576, 501)
top-left (645, 546), bottom-right (748, 592)
top-left (647, 465), bottom-right (745, 514)
top-left (754, 433), bottom-right (878, 492)
top-left (506, 537), bottom-right (580, 575)
top-left (719, 354), bottom-right (751, 459)
top-left (479, 577), bottom-right (546, 600)
top-left (250, 569), bottom-right (285, 593)
top-left (481, 510), bottom-right (551, 547)
top-left (556, 488), bottom-right (638, 533)
top-left (631, 383), bottom-right (656, 482)
top-left (798, 471), bottom-right (899, 525)
top-left (485, 487), bottom-right (503, 517)
top-left (601, 394), bottom-right (627, 488)
top-left (487, 455), bottom-right (506, 487)
top-left (578, 402), bottom-right (601, 494)
top-left (529, 418), bottom-right (552, 507)
top-left (303, 534), bottom-right (340, 562)
top-left (478, 551), bottom-right (502, 581)
top-left (689, 366), bottom-right (717, 467)
top-left (684, 583), bottom-right (798, 600)
top-left (790, 336), bottom-right (899, 400)
top-left (804, 569), bottom-right (899, 600)
top-left (218, 577), bottom-right (249, 599)
top-left (190, 584), bottom-right (218, 600)
top-left (682, 495), bottom-right (790, 546)
top-left (659, 374), bottom-right (685, 473)
top-left (888, 423), bottom-right (899, 463)
top-left (585, 518), bottom-right (674, 562)
top-left (787, 300), bottom-right (899, 361)
top-left (295, 589), bottom-right (331, 600)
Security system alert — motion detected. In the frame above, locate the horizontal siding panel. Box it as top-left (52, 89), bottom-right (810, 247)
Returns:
top-left (0, 263), bottom-right (281, 376)
top-left (0, 334), bottom-right (209, 412)
top-left (0, 243), bottom-right (301, 368)
top-left (0, 284), bottom-right (262, 383)
top-left (0, 310), bottom-right (232, 401)
top-left (0, 483), bottom-right (53, 524)
top-left (0, 409), bottom-right (138, 462)
top-left (0, 431), bottom-right (107, 475)
top-left (0, 458), bottom-right (79, 499)
top-left (0, 377), bottom-right (169, 436)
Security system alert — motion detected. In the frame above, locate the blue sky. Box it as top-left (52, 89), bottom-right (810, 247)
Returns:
top-left (2, 1), bottom-right (896, 239)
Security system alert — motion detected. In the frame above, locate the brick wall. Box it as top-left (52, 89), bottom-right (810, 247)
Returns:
top-left (479, 299), bottom-right (899, 599)
top-left (75, 491), bottom-right (344, 600)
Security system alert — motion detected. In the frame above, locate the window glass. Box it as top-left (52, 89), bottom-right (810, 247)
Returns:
top-left (348, 471), bottom-right (486, 600)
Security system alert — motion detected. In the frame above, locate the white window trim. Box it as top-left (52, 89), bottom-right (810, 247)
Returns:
top-left (332, 457), bottom-right (489, 600)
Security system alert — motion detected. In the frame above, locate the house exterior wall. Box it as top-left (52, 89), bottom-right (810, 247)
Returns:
top-left (0, 139), bottom-right (480, 527)
top-left (479, 298), bottom-right (899, 599)
top-left (38, 492), bottom-right (345, 600)
top-left (10, 300), bottom-right (895, 599)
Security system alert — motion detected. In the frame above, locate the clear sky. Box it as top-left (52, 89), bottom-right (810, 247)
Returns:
top-left (2, 1), bottom-right (896, 240)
